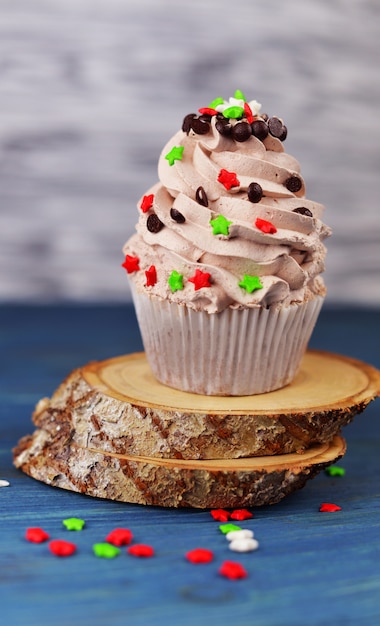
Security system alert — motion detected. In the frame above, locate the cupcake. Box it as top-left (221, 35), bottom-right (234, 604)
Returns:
top-left (122, 90), bottom-right (331, 395)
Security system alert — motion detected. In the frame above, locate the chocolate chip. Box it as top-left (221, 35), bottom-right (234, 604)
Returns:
top-left (285, 176), bottom-right (303, 193)
top-left (293, 207), bottom-right (313, 217)
top-left (268, 116), bottom-right (287, 140)
top-left (232, 121), bottom-right (252, 142)
top-left (251, 119), bottom-right (269, 141)
top-left (215, 118), bottom-right (232, 136)
top-left (248, 182), bottom-right (263, 203)
top-left (147, 214), bottom-right (164, 233)
top-left (199, 114), bottom-right (212, 123)
top-left (191, 117), bottom-right (210, 135)
top-left (195, 186), bottom-right (209, 207)
top-left (170, 208), bottom-right (186, 223)
top-left (278, 125), bottom-right (288, 141)
top-left (260, 113), bottom-right (269, 122)
top-left (182, 113), bottom-right (196, 134)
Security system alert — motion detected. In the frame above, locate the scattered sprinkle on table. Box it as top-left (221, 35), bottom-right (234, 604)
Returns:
top-left (226, 529), bottom-right (254, 542)
top-left (0, 479), bottom-right (10, 488)
top-left (229, 538), bottom-right (259, 553)
top-left (319, 503), bottom-right (342, 512)
top-left (230, 509), bottom-right (253, 521)
top-left (185, 548), bottom-right (214, 564)
top-left (62, 517), bottom-right (85, 531)
top-left (106, 528), bottom-right (133, 546)
top-left (211, 509), bottom-right (230, 522)
top-left (325, 465), bottom-right (346, 477)
top-left (219, 561), bottom-right (248, 580)
top-left (127, 544), bottom-right (155, 558)
top-left (49, 539), bottom-right (77, 557)
top-left (219, 523), bottom-right (242, 535)
top-left (93, 543), bottom-right (121, 558)
top-left (25, 527), bottom-right (50, 543)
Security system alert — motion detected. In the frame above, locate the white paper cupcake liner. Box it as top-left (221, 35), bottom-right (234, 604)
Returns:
top-left (131, 287), bottom-right (324, 396)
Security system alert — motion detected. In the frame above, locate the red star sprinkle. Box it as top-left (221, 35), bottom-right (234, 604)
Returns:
top-left (319, 503), bottom-right (342, 512)
top-left (140, 194), bottom-right (154, 213)
top-left (121, 254), bottom-right (140, 274)
top-left (243, 102), bottom-right (254, 124)
top-left (198, 107), bottom-right (218, 116)
top-left (255, 218), bottom-right (277, 234)
top-left (186, 548), bottom-right (214, 564)
top-left (25, 527), bottom-right (50, 543)
top-left (49, 539), bottom-right (77, 557)
top-left (230, 509), bottom-right (253, 521)
top-left (211, 509), bottom-right (230, 522)
top-left (217, 168), bottom-right (240, 190)
top-left (188, 269), bottom-right (211, 290)
top-left (219, 561), bottom-right (248, 580)
top-left (106, 528), bottom-right (133, 547)
top-left (127, 544), bottom-right (155, 558)
top-left (145, 265), bottom-right (157, 287)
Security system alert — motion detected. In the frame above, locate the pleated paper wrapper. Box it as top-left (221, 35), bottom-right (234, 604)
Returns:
top-left (131, 287), bottom-right (324, 396)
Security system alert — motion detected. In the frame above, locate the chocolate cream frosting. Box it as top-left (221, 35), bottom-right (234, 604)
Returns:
top-left (123, 94), bottom-right (331, 314)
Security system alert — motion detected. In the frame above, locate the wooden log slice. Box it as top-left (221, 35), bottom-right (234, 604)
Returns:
top-left (19, 350), bottom-right (380, 460)
top-left (13, 432), bottom-right (346, 509)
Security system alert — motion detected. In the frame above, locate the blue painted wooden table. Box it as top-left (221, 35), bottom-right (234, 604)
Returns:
top-left (1, 304), bottom-right (379, 626)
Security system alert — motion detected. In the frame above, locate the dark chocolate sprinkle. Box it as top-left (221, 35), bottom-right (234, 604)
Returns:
top-left (196, 186), bottom-right (209, 207)
top-left (147, 213), bottom-right (164, 233)
top-left (191, 117), bottom-right (210, 135)
top-left (293, 207), bottom-right (313, 217)
top-left (215, 118), bottom-right (232, 136)
top-left (170, 208), bottom-right (186, 223)
top-left (285, 176), bottom-right (303, 193)
top-left (248, 182), bottom-right (263, 203)
top-left (182, 113), bottom-right (196, 134)
top-left (251, 119), bottom-right (269, 141)
top-left (232, 121), bottom-right (252, 142)
top-left (268, 116), bottom-right (287, 140)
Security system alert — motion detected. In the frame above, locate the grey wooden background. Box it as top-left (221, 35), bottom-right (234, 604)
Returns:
top-left (1, 0), bottom-right (379, 305)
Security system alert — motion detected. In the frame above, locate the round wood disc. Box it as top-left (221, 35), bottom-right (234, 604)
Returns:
top-left (14, 430), bottom-right (346, 508)
top-left (65, 349), bottom-right (378, 460)
top-left (85, 350), bottom-right (379, 414)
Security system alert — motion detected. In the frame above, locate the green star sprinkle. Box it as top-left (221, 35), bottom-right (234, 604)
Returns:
top-left (223, 105), bottom-right (245, 119)
top-left (209, 96), bottom-right (224, 109)
top-left (62, 517), bottom-right (85, 531)
top-left (239, 275), bottom-right (263, 294)
top-left (234, 89), bottom-right (246, 101)
top-left (219, 523), bottom-right (242, 535)
top-left (325, 465), bottom-right (346, 477)
top-left (93, 543), bottom-right (121, 559)
top-left (168, 270), bottom-right (184, 292)
top-left (210, 215), bottom-right (232, 236)
top-left (165, 145), bottom-right (184, 166)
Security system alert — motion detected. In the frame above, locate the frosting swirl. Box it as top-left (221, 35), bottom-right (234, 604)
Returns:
top-left (123, 96), bottom-right (330, 314)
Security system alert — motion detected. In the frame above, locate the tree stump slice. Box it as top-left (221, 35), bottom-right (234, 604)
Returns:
top-left (16, 350), bottom-right (380, 460)
top-left (14, 431), bottom-right (346, 508)
top-left (13, 350), bottom-right (379, 508)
